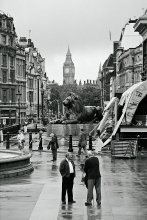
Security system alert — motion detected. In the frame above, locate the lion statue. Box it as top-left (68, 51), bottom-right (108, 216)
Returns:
top-left (62, 92), bottom-right (103, 123)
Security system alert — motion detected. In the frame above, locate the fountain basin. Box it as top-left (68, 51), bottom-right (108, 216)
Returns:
top-left (47, 123), bottom-right (97, 136)
top-left (0, 150), bottom-right (34, 179)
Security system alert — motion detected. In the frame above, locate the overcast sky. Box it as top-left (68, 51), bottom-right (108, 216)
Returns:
top-left (1, 0), bottom-right (147, 84)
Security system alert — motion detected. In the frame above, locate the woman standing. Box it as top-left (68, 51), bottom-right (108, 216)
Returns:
top-left (17, 130), bottom-right (25, 151)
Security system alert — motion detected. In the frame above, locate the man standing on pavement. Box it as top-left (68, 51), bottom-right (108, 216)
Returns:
top-left (84, 150), bottom-right (101, 207)
top-left (77, 128), bottom-right (87, 156)
top-left (59, 152), bottom-right (76, 204)
top-left (47, 133), bottom-right (58, 161)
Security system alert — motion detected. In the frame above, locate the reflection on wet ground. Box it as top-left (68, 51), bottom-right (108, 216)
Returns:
top-left (58, 203), bottom-right (102, 220)
top-left (0, 149), bottom-right (147, 219)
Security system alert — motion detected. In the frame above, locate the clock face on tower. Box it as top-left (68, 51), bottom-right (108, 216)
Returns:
top-left (65, 68), bottom-right (69, 73)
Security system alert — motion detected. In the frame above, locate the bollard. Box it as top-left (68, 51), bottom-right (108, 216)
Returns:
top-left (0, 129), bottom-right (3, 143)
top-left (88, 135), bottom-right (93, 150)
top-left (68, 135), bottom-right (73, 152)
top-left (38, 130), bottom-right (43, 150)
top-left (35, 123), bottom-right (37, 134)
top-left (6, 132), bottom-right (10, 149)
top-left (29, 132), bottom-right (32, 149)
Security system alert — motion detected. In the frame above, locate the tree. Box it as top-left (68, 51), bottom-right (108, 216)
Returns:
top-left (48, 83), bottom-right (101, 116)
top-left (79, 86), bottom-right (101, 107)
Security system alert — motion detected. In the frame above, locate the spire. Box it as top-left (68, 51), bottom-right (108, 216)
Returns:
top-left (98, 62), bottom-right (101, 78)
top-left (65, 45), bottom-right (73, 63)
top-left (66, 45), bottom-right (71, 56)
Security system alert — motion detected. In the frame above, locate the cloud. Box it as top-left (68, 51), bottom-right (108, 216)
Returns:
top-left (1, 0), bottom-right (146, 84)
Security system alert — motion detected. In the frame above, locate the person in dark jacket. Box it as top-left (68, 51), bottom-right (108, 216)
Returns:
top-left (59, 152), bottom-right (76, 204)
top-left (84, 150), bottom-right (101, 207)
top-left (47, 133), bottom-right (58, 161)
top-left (77, 128), bottom-right (87, 156)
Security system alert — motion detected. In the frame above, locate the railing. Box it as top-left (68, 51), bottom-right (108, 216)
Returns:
top-left (89, 122), bottom-right (100, 137)
top-left (0, 131), bottom-right (96, 152)
top-left (0, 102), bottom-right (27, 107)
top-left (111, 139), bottom-right (137, 158)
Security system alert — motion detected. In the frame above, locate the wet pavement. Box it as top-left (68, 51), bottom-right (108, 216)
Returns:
top-left (0, 132), bottom-right (147, 220)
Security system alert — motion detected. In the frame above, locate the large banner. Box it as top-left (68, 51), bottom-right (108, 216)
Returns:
top-left (103, 81), bottom-right (147, 147)
top-left (126, 81), bottom-right (147, 125)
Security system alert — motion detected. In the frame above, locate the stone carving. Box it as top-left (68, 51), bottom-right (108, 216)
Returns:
top-left (62, 92), bottom-right (103, 123)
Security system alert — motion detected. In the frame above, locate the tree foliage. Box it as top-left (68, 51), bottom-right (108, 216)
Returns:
top-left (48, 84), bottom-right (101, 115)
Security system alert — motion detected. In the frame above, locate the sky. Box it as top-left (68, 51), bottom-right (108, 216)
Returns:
top-left (1, 0), bottom-right (147, 84)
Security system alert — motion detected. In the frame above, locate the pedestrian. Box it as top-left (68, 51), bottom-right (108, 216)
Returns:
top-left (23, 121), bottom-right (27, 134)
top-left (38, 129), bottom-right (43, 150)
top-left (54, 133), bottom-right (59, 149)
top-left (95, 130), bottom-right (104, 153)
top-left (59, 152), bottom-right (76, 205)
top-left (47, 133), bottom-right (58, 161)
top-left (84, 150), bottom-right (101, 207)
top-left (77, 128), bottom-right (87, 156)
top-left (17, 129), bottom-right (25, 151)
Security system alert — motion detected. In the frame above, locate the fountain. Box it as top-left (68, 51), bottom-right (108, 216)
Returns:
top-left (0, 150), bottom-right (34, 179)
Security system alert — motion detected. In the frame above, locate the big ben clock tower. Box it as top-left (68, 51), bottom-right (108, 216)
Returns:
top-left (63, 47), bottom-right (75, 84)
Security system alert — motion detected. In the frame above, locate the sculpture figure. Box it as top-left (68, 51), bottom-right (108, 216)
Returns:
top-left (62, 92), bottom-right (103, 123)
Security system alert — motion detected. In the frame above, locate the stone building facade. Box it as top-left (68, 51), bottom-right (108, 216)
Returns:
top-left (19, 37), bottom-right (47, 120)
top-left (0, 11), bottom-right (27, 126)
top-left (116, 44), bottom-right (142, 93)
top-left (99, 54), bottom-right (114, 107)
top-left (100, 19), bottom-right (143, 109)
top-left (134, 10), bottom-right (147, 81)
top-left (0, 11), bottom-right (47, 128)
top-left (15, 44), bottom-right (27, 124)
top-left (115, 19), bottom-right (142, 95)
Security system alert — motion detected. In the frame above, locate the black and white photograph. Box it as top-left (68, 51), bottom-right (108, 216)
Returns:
top-left (0, 0), bottom-right (147, 219)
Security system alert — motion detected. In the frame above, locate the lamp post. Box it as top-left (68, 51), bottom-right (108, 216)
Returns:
top-left (16, 89), bottom-right (22, 129)
top-left (57, 100), bottom-right (60, 118)
top-left (29, 93), bottom-right (32, 120)
top-left (37, 76), bottom-right (40, 121)
top-left (0, 100), bottom-right (3, 143)
top-left (41, 82), bottom-right (44, 122)
top-left (9, 100), bottom-right (12, 125)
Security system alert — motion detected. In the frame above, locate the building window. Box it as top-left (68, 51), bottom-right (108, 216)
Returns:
top-left (2, 89), bottom-right (7, 103)
top-left (9, 36), bottom-right (13, 46)
top-left (23, 61), bottom-right (25, 77)
top-left (16, 59), bottom-right (24, 76)
top-left (17, 63), bottom-right (20, 76)
top-left (10, 56), bottom-right (14, 67)
top-left (2, 70), bottom-right (7, 83)
top-left (10, 71), bottom-right (15, 83)
top-left (2, 54), bottom-right (7, 66)
top-left (35, 79), bottom-right (37, 89)
top-left (29, 91), bottom-right (33, 103)
top-left (2, 19), bottom-right (6, 28)
top-left (2, 34), bottom-right (6, 45)
top-left (11, 89), bottom-right (15, 103)
top-left (29, 79), bottom-right (33, 89)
